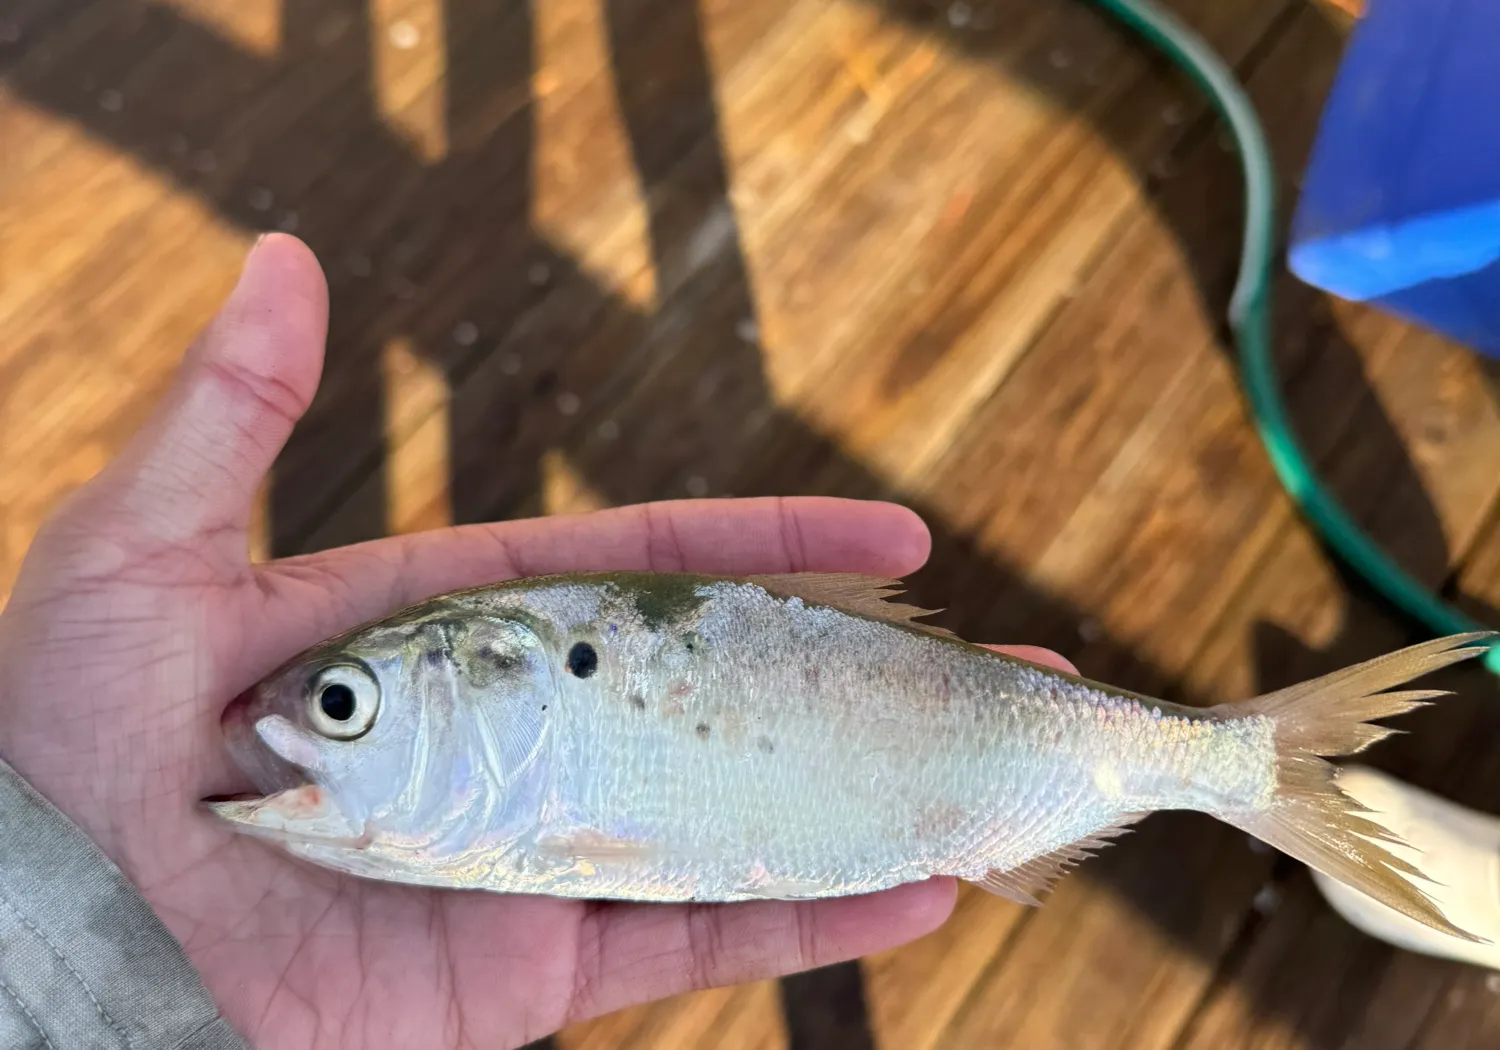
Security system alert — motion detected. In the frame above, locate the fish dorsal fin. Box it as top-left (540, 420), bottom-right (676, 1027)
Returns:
top-left (971, 820), bottom-right (1143, 905)
top-left (742, 572), bottom-right (958, 639)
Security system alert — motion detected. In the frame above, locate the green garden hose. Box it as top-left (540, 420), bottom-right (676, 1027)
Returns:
top-left (1086, 0), bottom-right (1500, 673)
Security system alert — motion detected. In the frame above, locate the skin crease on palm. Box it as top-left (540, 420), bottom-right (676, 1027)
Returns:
top-left (0, 234), bottom-right (1077, 1050)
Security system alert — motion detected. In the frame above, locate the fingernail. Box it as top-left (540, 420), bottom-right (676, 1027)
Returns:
top-left (236, 234), bottom-right (272, 283)
top-left (215, 237), bottom-right (271, 315)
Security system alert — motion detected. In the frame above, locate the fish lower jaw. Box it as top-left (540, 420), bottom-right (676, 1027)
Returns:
top-left (203, 783), bottom-right (372, 849)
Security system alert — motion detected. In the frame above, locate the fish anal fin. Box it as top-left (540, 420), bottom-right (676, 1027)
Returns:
top-left (974, 866), bottom-right (1047, 907)
top-left (743, 572), bottom-right (958, 639)
top-left (969, 822), bottom-right (1141, 905)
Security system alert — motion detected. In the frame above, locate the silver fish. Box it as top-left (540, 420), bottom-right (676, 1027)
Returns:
top-left (208, 571), bottom-right (1491, 940)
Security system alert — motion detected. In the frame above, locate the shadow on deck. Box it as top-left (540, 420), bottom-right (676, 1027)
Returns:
top-left (7, 1), bottom-right (1500, 1046)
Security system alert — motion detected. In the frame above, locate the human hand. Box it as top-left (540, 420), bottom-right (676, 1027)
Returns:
top-left (0, 234), bottom-right (1075, 1049)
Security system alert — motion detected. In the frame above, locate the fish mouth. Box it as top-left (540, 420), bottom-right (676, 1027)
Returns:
top-left (206, 696), bottom-right (370, 849)
top-left (204, 785), bottom-right (371, 850)
top-left (218, 690), bottom-right (306, 793)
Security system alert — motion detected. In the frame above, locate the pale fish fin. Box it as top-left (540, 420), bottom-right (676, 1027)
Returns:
top-left (969, 822), bottom-right (1142, 906)
top-left (1220, 632), bottom-right (1497, 944)
top-left (735, 876), bottom-right (833, 900)
top-left (743, 573), bottom-right (958, 639)
top-left (1227, 632), bottom-right (1494, 756)
top-left (536, 828), bottom-right (660, 863)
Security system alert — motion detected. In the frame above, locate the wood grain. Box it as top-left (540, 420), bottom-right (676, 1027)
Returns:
top-left (4, 1), bottom-right (1499, 1048)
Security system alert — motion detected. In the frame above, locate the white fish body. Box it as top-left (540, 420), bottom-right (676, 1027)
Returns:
top-left (209, 571), bottom-right (1491, 939)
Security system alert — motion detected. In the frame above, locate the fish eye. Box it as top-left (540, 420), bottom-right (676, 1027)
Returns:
top-left (306, 664), bottom-right (380, 740)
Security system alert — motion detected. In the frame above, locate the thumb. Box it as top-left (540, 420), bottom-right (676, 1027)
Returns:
top-left (60, 234), bottom-right (328, 563)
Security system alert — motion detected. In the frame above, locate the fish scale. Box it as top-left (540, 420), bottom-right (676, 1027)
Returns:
top-left (207, 572), bottom-right (1493, 940)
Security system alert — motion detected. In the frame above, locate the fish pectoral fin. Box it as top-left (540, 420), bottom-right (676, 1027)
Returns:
top-left (970, 820), bottom-right (1143, 906)
top-left (536, 829), bottom-right (660, 864)
top-left (742, 573), bottom-right (958, 639)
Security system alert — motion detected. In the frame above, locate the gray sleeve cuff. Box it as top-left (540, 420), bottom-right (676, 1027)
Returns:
top-left (0, 757), bottom-right (251, 1050)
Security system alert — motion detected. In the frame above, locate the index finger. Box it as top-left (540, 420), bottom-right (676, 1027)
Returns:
top-left (980, 644), bottom-right (1079, 676)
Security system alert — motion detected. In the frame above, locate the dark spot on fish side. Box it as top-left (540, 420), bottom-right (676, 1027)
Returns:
top-left (566, 642), bottom-right (598, 678)
top-left (757, 736), bottom-right (775, 754)
top-left (541, 705), bottom-right (548, 712)
top-left (626, 575), bottom-right (709, 630)
top-left (423, 648), bottom-right (448, 668)
top-left (629, 694), bottom-right (647, 711)
top-left (696, 722), bottom-right (711, 739)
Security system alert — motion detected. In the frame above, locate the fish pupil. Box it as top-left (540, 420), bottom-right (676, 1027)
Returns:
top-left (566, 642), bottom-right (598, 679)
top-left (319, 683), bottom-right (357, 721)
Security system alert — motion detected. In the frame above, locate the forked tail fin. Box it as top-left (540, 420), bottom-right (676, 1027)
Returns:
top-left (1216, 632), bottom-right (1496, 943)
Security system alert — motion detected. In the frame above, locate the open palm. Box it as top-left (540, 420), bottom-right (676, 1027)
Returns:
top-left (0, 235), bottom-right (1070, 1049)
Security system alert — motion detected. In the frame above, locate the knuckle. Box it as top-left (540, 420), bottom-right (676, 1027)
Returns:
top-left (199, 354), bottom-right (308, 432)
top-left (566, 916), bottom-right (608, 1021)
top-left (793, 902), bottom-right (821, 972)
top-left (776, 496), bottom-right (806, 572)
top-left (684, 905), bottom-right (724, 989)
top-left (639, 504), bottom-right (687, 573)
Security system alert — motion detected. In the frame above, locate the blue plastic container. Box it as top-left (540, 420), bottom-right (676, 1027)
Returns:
top-left (1288, 0), bottom-right (1500, 356)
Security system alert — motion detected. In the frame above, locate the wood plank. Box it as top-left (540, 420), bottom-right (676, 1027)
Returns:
top-left (868, 9), bottom-right (1443, 1050)
top-left (1075, 20), bottom-right (1500, 1050)
top-left (547, 0), bottom-right (1293, 514)
top-left (1446, 398), bottom-right (1500, 637)
top-left (7, 2), bottom-right (1500, 1050)
top-left (1186, 313), bottom-right (1500, 705)
top-left (753, 0), bottom-right (1292, 489)
top-left (1158, 313), bottom-right (1500, 1050)
top-left (1174, 881), bottom-right (1428, 1050)
top-left (862, 884), bottom-right (1030, 1050)
top-left (1159, 31), bottom-right (1500, 1050)
top-left (282, 0), bottom-right (1282, 551)
top-left (1174, 830), bottom-right (1500, 1050)
top-left (0, 109), bottom-right (250, 597)
top-left (899, 3), bottom-right (1343, 683)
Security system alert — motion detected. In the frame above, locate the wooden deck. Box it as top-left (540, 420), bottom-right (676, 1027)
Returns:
top-left (5, 0), bottom-right (1500, 1046)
